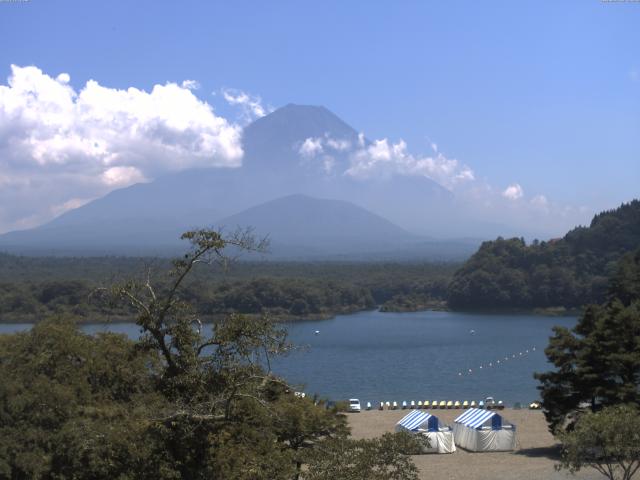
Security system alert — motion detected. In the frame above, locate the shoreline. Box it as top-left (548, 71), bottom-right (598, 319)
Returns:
top-left (0, 304), bottom-right (582, 325)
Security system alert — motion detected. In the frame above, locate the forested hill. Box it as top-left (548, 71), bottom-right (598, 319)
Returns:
top-left (447, 200), bottom-right (640, 310)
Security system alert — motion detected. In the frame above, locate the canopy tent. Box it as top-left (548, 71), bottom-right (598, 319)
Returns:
top-left (452, 408), bottom-right (516, 452)
top-left (395, 410), bottom-right (456, 454)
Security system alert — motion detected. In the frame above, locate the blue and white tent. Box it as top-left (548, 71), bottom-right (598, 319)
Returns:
top-left (395, 410), bottom-right (456, 454)
top-left (452, 408), bottom-right (516, 452)
top-left (396, 410), bottom-right (439, 432)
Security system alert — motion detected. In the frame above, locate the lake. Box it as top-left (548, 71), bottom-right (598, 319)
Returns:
top-left (0, 310), bottom-right (576, 406)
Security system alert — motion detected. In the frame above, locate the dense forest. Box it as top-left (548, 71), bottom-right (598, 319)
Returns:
top-left (2, 200), bottom-right (638, 321)
top-left (0, 256), bottom-right (456, 322)
top-left (0, 230), bottom-right (422, 479)
top-left (448, 200), bottom-right (640, 310)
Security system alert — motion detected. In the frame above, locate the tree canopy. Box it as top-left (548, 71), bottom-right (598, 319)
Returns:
top-left (0, 229), bottom-right (420, 479)
top-left (558, 405), bottom-right (640, 480)
top-left (448, 200), bottom-right (640, 310)
top-left (535, 248), bottom-right (640, 433)
top-left (0, 254), bottom-right (455, 323)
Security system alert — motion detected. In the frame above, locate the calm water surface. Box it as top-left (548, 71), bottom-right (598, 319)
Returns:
top-left (272, 310), bottom-right (576, 405)
top-left (0, 310), bottom-right (576, 405)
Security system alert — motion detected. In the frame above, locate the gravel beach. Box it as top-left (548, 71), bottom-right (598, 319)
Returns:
top-left (347, 408), bottom-right (614, 480)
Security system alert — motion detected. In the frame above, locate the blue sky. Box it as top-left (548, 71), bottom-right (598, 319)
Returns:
top-left (0, 0), bottom-right (638, 232)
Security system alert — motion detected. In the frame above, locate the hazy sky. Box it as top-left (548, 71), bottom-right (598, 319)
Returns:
top-left (0, 0), bottom-right (638, 233)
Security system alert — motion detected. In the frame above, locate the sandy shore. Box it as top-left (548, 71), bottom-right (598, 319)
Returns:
top-left (347, 408), bottom-right (612, 480)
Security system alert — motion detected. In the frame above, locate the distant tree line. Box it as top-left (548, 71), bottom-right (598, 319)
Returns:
top-left (447, 200), bottom-right (640, 310)
top-left (0, 258), bottom-right (457, 322)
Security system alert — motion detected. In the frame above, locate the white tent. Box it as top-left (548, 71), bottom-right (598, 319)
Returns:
top-left (452, 408), bottom-right (516, 452)
top-left (395, 410), bottom-right (456, 454)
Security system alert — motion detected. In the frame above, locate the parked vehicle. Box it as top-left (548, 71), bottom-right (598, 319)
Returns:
top-left (349, 398), bottom-right (361, 412)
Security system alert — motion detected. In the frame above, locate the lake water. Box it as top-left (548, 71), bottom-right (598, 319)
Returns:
top-left (0, 310), bottom-right (576, 406)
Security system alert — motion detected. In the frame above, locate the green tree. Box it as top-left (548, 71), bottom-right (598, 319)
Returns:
top-left (108, 229), bottom-right (301, 478)
top-left (304, 432), bottom-right (421, 480)
top-left (536, 250), bottom-right (640, 433)
top-left (0, 318), bottom-right (169, 480)
top-left (558, 405), bottom-right (640, 480)
top-left (448, 200), bottom-right (640, 310)
top-left (0, 229), bottom-right (422, 479)
top-left (273, 396), bottom-right (349, 478)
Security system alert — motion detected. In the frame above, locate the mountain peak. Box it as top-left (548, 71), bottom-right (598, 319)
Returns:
top-left (242, 104), bottom-right (359, 173)
top-left (280, 102), bottom-right (328, 111)
top-left (247, 103), bottom-right (357, 137)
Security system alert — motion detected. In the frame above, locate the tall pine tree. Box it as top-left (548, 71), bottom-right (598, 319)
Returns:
top-left (536, 249), bottom-right (640, 433)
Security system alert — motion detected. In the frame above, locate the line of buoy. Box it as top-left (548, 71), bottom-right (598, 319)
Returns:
top-left (457, 346), bottom-right (538, 377)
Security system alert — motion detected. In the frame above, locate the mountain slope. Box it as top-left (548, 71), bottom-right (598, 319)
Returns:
top-left (0, 104), bottom-right (464, 255)
top-left (0, 192), bottom-right (424, 257)
top-left (447, 200), bottom-right (640, 309)
top-left (217, 194), bottom-right (415, 254)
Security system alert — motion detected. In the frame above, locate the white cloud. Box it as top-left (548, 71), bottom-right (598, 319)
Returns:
top-left (295, 131), bottom-right (589, 236)
top-left (298, 133), bottom-right (474, 189)
top-left (326, 137), bottom-right (351, 151)
top-left (345, 137), bottom-right (475, 189)
top-left (222, 88), bottom-right (271, 123)
top-left (101, 166), bottom-right (147, 187)
top-left (530, 194), bottom-right (548, 209)
top-left (50, 197), bottom-right (92, 218)
top-left (299, 137), bottom-right (324, 157)
top-left (0, 64), bottom-right (243, 232)
top-left (321, 155), bottom-right (336, 174)
top-left (181, 79), bottom-right (201, 90)
top-left (502, 183), bottom-right (524, 200)
top-left (297, 135), bottom-right (355, 174)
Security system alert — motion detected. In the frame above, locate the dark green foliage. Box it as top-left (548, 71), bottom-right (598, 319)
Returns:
top-left (2, 229), bottom-right (399, 479)
top-left (273, 396), bottom-right (349, 478)
top-left (0, 318), bottom-right (169, 479)
top-left (448, 200), bottom-right (640, 310)
top-left (608, 249), bottom-right (640, 306)
top-left (195, 277), bottom-right (376, 317)
top-left (0, 256), bottom-right (457, 322)
top-left (536, 249), bottom-right (640, 433)
top-left (558, 405), bottom-right (640, 480)
top-left (304, 432), bottom-right (421, 480)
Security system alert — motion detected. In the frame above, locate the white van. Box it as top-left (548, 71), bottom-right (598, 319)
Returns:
top-left (349, 398), bottom-right (361, 412)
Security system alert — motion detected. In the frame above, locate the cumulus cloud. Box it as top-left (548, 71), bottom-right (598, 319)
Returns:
top-left (101, 166), bottom-right (147, 187)
top-left (326, 137), bottom-right (351, 151)
top-left (181, 79), bottom-right (201, 90)
top-left (299, 137), bottom-right (324, 157)
top-left (295, 131), bottom-right (590, 236)
top-left (298, 134), bottom-right (474, 189)
top-left (222, 88), bottom-right (271, 123)
top-left (0, 64), bottom-right (243, 232)
top-left (296, 131), bottom-right (591, 238)
top-left (345, 137), bottom-right (475, 189)
top-left (502, 183), bottom-right (524, 200)
top-left (297, 135), bottom-right (355, 174)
